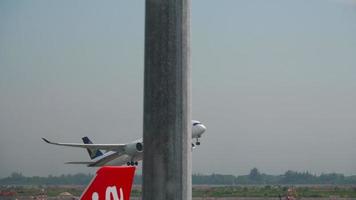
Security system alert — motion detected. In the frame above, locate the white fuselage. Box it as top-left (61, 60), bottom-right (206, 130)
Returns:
top-left (92, 121), bottom-right (206, 166)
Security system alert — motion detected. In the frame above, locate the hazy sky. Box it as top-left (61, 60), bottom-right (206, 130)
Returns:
top-left (1, 0), bottom-right (356, 178)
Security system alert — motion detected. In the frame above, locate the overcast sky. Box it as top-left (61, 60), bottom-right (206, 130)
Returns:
top-left (1, 0), bottom-right (356, 178)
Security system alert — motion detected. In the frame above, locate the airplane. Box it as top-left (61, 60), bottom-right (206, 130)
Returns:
top-left (42, 120), bottom-right (206, 167)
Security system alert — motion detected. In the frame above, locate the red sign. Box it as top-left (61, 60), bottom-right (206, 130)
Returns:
top-left (80, 166), bottom-right (136, 200)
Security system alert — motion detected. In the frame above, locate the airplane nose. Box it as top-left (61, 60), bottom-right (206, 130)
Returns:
top-left (198, 124), bottom-right (207, 133)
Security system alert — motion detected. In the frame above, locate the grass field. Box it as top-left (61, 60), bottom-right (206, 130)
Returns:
top-left (1, 185), bottom-right (356, 199)
top-left (188, 185), bottom-right (356, 198)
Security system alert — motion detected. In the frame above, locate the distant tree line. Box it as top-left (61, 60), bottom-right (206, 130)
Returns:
top-left (0, 172), bottom-right (92, 185)
top-left (1, 168), bottom-right (356, 186)
top-left (190, 168), bottom-right (356, 185)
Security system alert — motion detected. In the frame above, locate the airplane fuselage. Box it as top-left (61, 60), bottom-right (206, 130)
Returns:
top-left (43, 120), bottom-right (206, 167)
top-left (89, 121), bottom-right (206, 166)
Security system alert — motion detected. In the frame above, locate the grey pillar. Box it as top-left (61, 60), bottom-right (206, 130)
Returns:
top-left (142, 0), bottom-right (191, 199)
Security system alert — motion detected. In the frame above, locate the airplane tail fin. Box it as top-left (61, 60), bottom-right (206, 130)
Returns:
top-left (82, 136), bottom-right (104, 159)
top-left (80, 166), bottom-right (135, 200)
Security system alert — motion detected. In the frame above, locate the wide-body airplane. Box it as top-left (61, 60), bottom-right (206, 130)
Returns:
top-left (43, 120), bottom-right (206, 167)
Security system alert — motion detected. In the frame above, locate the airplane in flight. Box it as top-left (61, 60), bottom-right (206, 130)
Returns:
top-left (42, 120), bottom-right (206, 166)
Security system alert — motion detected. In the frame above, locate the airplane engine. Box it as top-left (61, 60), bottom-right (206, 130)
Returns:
top-left (125, 142), bottom-right (144, 155)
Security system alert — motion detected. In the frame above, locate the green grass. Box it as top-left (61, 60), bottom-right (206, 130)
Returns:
top-left (3, 185), bottom-right (356, 198)
top-left (191, 186), bottom-right (356, 198)
top-left (132, 185), bottom-right (356, 198)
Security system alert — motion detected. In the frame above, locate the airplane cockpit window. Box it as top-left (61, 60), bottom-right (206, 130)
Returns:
top-left (193, 122), bottom-right (201, 126)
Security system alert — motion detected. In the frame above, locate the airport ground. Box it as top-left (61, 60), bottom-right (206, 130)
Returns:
top-left (1, 185), bottom-right (356, 200)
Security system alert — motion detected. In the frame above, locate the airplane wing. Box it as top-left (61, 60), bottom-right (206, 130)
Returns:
top-left (88, 151), bottom-right (124, 167)
top-left (65, 152), bottom-right (126, 167)
top-left (42, 138), bottom-right (126, 152)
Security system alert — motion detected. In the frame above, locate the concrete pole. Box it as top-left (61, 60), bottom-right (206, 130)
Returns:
top-left (142, 0), bottom-right (191, 199)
